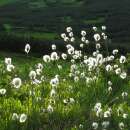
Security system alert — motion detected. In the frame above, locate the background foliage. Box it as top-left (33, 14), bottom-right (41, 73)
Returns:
top-left (0, 0), bottom-right (129, 53)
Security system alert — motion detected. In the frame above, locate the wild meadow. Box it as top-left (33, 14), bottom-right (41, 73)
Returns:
top-left (0, 26), bottom-right (130, 130)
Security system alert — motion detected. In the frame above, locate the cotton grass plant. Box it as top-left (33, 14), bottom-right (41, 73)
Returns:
top-left (0, 26), bottom-right (129, 130)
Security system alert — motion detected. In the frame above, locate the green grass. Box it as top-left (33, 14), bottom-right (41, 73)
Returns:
top-left (13, 32), bottom-right (59, 40)
top-left (0, 0), bottom-right (19, 6)
top-left (0, 48), bottom-right (130, 130)
top-left (83, 17), bottom-right (105, 25)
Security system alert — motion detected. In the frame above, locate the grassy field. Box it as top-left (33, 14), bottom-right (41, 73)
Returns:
top-left (0, 27), bottom-right (130, 130)
top-left (0, 53), bottom-right (130, 130)
top-left (0, 0), bottom-right (130, 129)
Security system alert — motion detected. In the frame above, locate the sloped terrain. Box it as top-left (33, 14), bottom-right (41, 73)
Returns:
top-left (0, 0), bottom-right (129, 52)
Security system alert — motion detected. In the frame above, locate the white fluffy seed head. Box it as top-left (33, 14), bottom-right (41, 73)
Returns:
top-left (52, 44), bottom-right (56, 50)
top-left (66, 27), bottom-right (72, 33)
top-left (102, 26), bottom-right (106, 30)
top-left (12, 113), bottom-right (19, 120)
top-left (51, 52), bottom-right (59, 61)
top-left (37, 63), bottom-right (43, 70)
top-left (25, 44), bottom-right (31, 54)
top-left (43, 55), bottom-right (51, 63)
top-left (113, 49), bottom-right (119, 55)
top-left (92, 122), bottom-right (98, 129)
top-left (5, 58), bottom-right (12, 65)
top-left (19, 113), bottom-right (27, 123)
top-left (105, 64), bottom-right (112, 72)
top-left (119, 122), bottom-right (124, 130)
top-left (69, 32), bottom-right (74, 37)
top-left (119, 56), bottom-right (126, 64)
top-left (120, 72), bottom-right (127, 79)
top-left (70, 37), bottom-right (75, 42)
top-left (61, 33), bottom-right (66, 39)
top-left (81, 30), bottom-right (86, 36)
top-left (12, 77), bottom-right (22, 89)
top-left (29, 71), bottom-right (36, 80)
top-left (61, 53), bottom-right (67, 60)
top-left (94, 34), bottom-right (101, 42)
top-left (6, 64), bottom-right (15, 72)
top-left (0, 89), bottom-right (6, 95)
top-left (92, 26), bottom-right (97, 31)
top-left (47, 105), bottom-right (53, 113)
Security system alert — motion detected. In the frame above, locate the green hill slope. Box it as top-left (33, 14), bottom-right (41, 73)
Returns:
top-left (0, 0), bottom-right (129, 46)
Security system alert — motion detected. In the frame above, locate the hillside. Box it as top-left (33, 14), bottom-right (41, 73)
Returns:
top-left (0, 0), bottom-right (129, 52)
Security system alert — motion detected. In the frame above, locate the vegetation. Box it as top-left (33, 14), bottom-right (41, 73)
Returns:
top-left (0, 0), bottom-right (129, 53)
top-left (0, 0), bottom-right (19, 6)
top-left (0, 26), bottom-right (130, 130)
